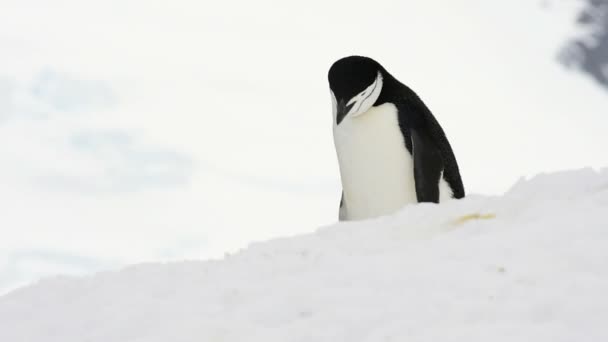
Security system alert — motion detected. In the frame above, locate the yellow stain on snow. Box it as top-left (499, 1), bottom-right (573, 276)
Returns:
top-left (451, 213), bottom-right (497, 226)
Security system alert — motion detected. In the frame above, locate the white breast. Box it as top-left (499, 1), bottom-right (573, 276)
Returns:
top-left (333, 103), bottom-right (453, 221)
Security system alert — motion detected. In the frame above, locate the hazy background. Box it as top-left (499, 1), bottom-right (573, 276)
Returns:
top-left (1, 0), bottom-right (607, 294)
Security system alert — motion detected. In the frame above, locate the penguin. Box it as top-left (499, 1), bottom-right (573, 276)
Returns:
top-left (328, 56), bottom-right (465, 221)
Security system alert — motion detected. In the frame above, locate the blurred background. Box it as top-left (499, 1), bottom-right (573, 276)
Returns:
top-left (1, 0), bottom-right (607, 294)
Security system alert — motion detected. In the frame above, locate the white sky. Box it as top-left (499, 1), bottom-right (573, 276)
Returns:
top-left (0, 0), bottom-right (607, 293)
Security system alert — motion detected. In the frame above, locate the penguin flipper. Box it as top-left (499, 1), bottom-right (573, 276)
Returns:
top-left (339, 191), bottom-right (347, 221)
top-left (411, 128), bottom-right (443, 203)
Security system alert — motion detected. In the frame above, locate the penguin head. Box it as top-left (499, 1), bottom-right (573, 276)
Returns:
top-left (328, 56), bottom-right (384, 125)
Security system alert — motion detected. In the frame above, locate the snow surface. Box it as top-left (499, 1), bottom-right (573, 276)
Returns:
top-left (1, 168), bottom-right (608, 341)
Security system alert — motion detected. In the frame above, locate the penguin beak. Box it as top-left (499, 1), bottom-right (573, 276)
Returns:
top-left (336, 99), bottom-right (354, 125)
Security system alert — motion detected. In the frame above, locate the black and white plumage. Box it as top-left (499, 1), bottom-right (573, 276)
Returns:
top-left (328, 56), bottom-right (465, 221)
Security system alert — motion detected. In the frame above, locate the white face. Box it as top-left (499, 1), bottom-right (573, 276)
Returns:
top-left (330, 72), bottom-right (383, 122)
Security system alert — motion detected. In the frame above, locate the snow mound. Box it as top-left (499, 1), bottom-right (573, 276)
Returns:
top-left (1, 169), bottom-right (608, 342)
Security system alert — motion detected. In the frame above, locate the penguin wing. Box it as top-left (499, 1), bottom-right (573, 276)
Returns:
top-left (410, 128), bottom-right (443, 203)
top-left (339, 191), bottom-right (347, 221)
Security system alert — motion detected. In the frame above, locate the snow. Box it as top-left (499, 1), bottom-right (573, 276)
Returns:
top-left (1, 168), bottom-right (608, 341)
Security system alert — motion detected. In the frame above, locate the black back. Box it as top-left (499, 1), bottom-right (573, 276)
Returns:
top-left (376, 64), bottom-right (465, 199)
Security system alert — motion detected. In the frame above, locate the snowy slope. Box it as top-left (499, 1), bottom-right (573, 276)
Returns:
top-left (1, 168), bottom-right (608, 341)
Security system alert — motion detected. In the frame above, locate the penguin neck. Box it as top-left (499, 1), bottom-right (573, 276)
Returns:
top-left (374, 71), bottom-right (404, 107)
top-left (373, 73), bottom-right (427, 134)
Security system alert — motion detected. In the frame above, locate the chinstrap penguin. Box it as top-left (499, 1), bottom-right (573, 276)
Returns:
top-left (328, 55), bottom-right (465, 221)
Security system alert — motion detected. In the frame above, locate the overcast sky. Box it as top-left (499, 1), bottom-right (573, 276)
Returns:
top-left (1, 0), bottom-right (607, 293)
